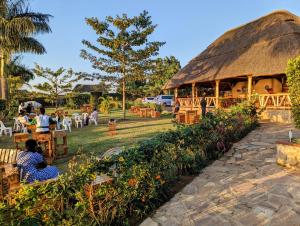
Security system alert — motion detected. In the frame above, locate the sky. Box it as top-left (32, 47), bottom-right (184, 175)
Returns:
top-left (23, 0), bottom-right (300, 85)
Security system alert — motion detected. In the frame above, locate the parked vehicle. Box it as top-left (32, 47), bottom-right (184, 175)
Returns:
top-left (142, 97), bottom-right (155, 103)
top-left (154, 95), bottom-right (174, 106)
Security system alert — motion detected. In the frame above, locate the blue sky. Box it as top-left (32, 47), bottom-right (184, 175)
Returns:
top-left (24, 0), bottom-right (300, 84)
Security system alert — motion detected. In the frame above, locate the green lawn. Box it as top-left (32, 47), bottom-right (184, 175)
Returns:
top-left (0, 109), bottom-right (175, 172)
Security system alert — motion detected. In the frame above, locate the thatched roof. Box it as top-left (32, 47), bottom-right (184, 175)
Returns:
top-left (73, 84), bottom-right (104, 93)
top-left (164, 10), bottom-right (300, 89)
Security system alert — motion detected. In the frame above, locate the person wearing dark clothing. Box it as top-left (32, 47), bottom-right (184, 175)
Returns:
top-left (200, 97), bottom-right (207, 118)
top-left (173, 98), bottom-right (180, 118)
top-left (26, 103), bottom-right (32, 114)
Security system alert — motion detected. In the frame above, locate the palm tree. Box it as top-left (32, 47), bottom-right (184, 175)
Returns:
top-left (6, 55), bottom-right (34, 82)
top-left (0, 0), bottom-right (52, 100)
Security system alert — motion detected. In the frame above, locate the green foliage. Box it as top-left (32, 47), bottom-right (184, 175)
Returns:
top-left (67, 93), bottom-right (91, 109)
top-left (1, 104), bottom-right (257, 225)
top-left (98, 96), bottom-right (120, 115)
top-left (81, 10), bottom-right (165, 119)
top-left (33, 65), bottom-right (85, 108)
top-left (0, 0), bottom-right (52, 100)
top-left (145, 56), bottom-right (181, 96)
top-left (286, 56), bottom-right (300, 128)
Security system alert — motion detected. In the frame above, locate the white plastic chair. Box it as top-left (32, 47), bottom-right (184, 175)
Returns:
top-left (89, 116), bottom-right (98, 125)
top-left (72, 113), bottom-right (79, 120)
top-left (62, 117), bottom-right (72, 132)
top-left (0, 121), bottom-right (12, 137)
top-left (13, 117), bottom-right (19, 131)
top-left (75, 115), bottom-right (83, 128)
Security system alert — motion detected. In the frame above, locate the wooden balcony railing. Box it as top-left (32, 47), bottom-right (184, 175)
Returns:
top-left (177, 93), bottom-right (291, 110)
top-left (258, 93), bottom-right (291, 109)
top-left (178, 97), bottom-right (217, 109)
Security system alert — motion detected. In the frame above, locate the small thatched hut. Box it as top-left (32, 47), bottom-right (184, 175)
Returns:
top-left (164, 10), bottom-right (298, 112)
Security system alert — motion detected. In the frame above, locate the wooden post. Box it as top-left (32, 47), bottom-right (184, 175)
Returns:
top-left (174, 88), bottom-right (178, 99)
top-left (247, 75), bottom-right (253, 100)
top-left (215, 80), bottom-right (220, 108)
top-left (192, 83), bottom-right (195, 108)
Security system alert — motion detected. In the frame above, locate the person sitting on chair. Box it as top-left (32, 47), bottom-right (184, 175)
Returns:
top-left (17, 139), bottom-right (59, 183)
top-left (17, 110), bottom-right (29, 125)
top-left (35, 107), bottom-right (53, 133)
top-left (90, 108), bottom-right (98, 124)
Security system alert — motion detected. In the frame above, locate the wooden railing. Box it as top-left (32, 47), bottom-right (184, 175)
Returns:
top-left (258, 93), bottom-right (291, 109)
top-left (178, 93), bottom-right (291, 109)
top-left (178, 97), bottom-right (217, 108)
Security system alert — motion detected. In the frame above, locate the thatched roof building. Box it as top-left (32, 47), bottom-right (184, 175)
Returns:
top-left (164, 10), bottom-right (300, 89)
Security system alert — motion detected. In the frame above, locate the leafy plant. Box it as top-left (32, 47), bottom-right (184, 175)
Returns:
top-left (1, 104), bottom-right (257, 225)
top-left (0, 0), bottom-right (52, 100)
top-left (286, 56), bottom-right (300, 128)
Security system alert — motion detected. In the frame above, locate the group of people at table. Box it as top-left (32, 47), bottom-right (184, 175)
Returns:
top-left (17, 103), bottom-right (98, 132)
top-left (14, 104), bottom-right (98, 184)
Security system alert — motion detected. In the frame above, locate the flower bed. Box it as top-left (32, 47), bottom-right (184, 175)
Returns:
top-left (0, 103), bottom-right (258, 225)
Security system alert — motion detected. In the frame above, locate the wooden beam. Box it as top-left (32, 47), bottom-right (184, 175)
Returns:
top-left (215, 80), bottom-right (220, 108)
top-left (192, 83), bottom-right (195, 108)
top-left (247, 75), bottom-right (253, 100)
top-left (174, 88), bottom-right (178, 99)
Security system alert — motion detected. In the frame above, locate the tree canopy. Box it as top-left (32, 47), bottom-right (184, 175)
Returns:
top-left (33, 65), bottom-right (82, 108)
top-left (146, 56), bottom-right (181, 96)
top-left (81, 10), bottom-right (165, 119)
top-left (0, 0), bottom-right (52, 100)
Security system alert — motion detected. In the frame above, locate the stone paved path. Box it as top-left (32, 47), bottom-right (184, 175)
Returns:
top-left (141, 123), bottom-right (300, 226)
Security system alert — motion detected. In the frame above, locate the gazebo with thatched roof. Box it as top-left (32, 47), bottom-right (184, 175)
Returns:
top-left (164, 10), bottom-right (299, 110)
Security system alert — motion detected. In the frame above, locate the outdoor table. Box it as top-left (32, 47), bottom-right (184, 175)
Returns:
top-left (139, 108), bottom-right (148, 117)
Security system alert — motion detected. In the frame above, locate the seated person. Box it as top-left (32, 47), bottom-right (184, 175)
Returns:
top-left (17, 110), bottom-right (29, 125)
top-left (16, 139), bottom-right (59, 183)
top-left (35, 107), bottom-right (54, 133)
top-left (90, 108), bottom-right (98, 121)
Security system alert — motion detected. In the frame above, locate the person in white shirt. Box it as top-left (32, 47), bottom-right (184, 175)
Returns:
top-left (90, 108), bottom-right (98, 122)
top-left (35, 108), bottom-right (51, 133)
top-left (18, 111), bottom-right (29, 125)
top-left (18, 102), bottom-right (25, 114)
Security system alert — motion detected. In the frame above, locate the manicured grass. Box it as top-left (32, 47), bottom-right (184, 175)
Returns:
top-left (0, 109), bottom-right (175, 172)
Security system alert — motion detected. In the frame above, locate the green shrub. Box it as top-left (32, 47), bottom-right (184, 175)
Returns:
top-left (67, 93), bottom-right (91, 109)
top-left (1, 104), bottom-right (257, 225)
top-left (286, 56), bottom-right (300, 128)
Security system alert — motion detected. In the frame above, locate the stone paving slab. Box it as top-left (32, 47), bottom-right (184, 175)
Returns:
top-left (140, 123), bottom-right (300, 226)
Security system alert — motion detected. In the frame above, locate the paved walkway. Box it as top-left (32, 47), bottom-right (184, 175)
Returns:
top-left (141, 123), bottom-right (300, 226)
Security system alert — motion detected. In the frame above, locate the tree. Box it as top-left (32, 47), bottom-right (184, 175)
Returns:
top-left (81, 11), bottom-right (165, 119)
top-left (286, 56), bottom-right (300, 128)
top-left (0, 0), bottom-right (52, 100)
top-left (4, 56), bottom-right (34, 117)
top-left (146, 56), bottom-right (181, 96)
top-left (33, 65), bottom-right (82, 108)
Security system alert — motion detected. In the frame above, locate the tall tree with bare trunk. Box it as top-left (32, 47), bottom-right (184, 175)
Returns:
top-left (0, 0), bottom-right (52, 100)
top-left (81, 11), bottom-right (164, 119)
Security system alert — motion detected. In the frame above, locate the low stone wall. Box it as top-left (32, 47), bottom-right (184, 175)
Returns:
top-left (276, 141), bottom-right (300, 168)
top-left (260, 109), bottom-right (292, 123)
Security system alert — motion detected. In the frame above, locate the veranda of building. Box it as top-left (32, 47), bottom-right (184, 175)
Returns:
top-left (163, 10), bottom-right (300, 120)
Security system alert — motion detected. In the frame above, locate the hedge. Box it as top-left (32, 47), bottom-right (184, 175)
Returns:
top-left (0, 103), bottom-right (258, 225)
top-left (286, 56), bottom-right (300, 128)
